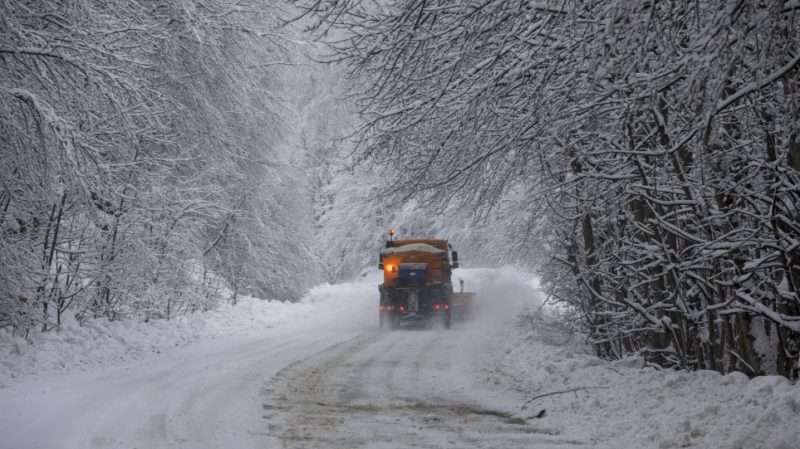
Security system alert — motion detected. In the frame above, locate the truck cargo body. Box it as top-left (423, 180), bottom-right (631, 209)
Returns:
top-left (378, 239), bottom-right (455, 329)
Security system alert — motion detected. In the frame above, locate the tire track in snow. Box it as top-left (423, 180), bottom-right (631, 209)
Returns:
top-left (261, 327), bottom-right (592, 449)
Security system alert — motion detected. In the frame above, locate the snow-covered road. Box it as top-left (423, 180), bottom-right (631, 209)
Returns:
top-left (0, 311), bottom-right (373, 449)
top-left (0, 269), bottom-right (568, 449)
top-left (261, 328), bottom-right (595, 449)
top-left (2, 268), bottom-right (798, 449)
top-left (0, 280), bottom-right (375, 449)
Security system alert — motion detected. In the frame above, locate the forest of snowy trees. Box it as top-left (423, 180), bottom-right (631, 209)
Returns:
top-left (294, 0), bottom-right (800, 378)
top-left (2, 0), bottom-right (799, 381)
top-left (0, 1), bottom-right (353, 335)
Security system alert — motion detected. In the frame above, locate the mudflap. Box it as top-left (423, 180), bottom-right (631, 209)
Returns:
top-left (398, 312), bottom-right (427, 328)
top-left (380, 312), bottom-right (398, 331)
top-left (425, 311), bottom-right (452, 330)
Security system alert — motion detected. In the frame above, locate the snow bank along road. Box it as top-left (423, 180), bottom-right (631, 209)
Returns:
top-left (2, 268), bottom-right (799, 449)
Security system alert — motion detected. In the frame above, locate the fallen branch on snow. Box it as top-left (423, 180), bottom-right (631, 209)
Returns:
top-left (521, 386), bottom-right (610, 411)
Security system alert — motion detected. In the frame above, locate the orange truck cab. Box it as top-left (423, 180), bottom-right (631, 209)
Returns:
top-left (378, 235), bottom-right (461, 329)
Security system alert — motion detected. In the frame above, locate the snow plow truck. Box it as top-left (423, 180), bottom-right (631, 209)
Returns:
top-left (378, 229), bottom-right (474, 329)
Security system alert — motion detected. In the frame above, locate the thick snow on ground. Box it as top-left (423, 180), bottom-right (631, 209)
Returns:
top-left (481, 316), bottom-right (800, 449)
top-left (461, 268), bottom-right (800, 449)
top-left (0, 281), bottom-right (376, 449)
top-left (0, 267), bottom-right (798, 449)
top-left (0, 288), bottom-right (356, 388)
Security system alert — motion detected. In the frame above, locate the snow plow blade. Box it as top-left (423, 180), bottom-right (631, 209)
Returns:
top-left (451, 292), bottom-right (476, 321)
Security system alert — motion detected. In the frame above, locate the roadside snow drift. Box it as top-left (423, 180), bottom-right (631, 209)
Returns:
top-left (0, 280), bottom-right (375, 387)
top-left (484, 312), bottom-right (800, 449)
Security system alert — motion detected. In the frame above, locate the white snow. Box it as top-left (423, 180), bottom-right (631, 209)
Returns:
top-left (0, 295), bottom-right (333, 388)
top-left (482, 317), bottom-right (800, 448)
top-left (379, 242), bottom-right (444, 254)
top-left (472, 272), bottom-right (800, 449)
top-left (0, 267), bottom-right (798, 449)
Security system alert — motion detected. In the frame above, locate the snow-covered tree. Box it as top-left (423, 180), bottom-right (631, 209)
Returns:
top-left (1, 0), bottom-right (326, 335)
top-left (292, 0), bottom-right (800, 378)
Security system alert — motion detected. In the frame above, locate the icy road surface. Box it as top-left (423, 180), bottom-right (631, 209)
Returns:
top-left (2, 268), bottom-right (798, 449)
